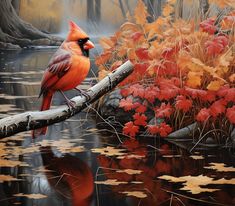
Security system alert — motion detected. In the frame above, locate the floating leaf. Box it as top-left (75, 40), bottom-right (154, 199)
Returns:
top-left (14, 193), bottom-right (47, 199)
top-left (205, 163), bottom-right (235, 172)
top-left (121, 191), bottom-right (147, 199)
top-left (95, 179), bottom-right (128, 186)
top-left (91, 146), bottom-right (126, 157)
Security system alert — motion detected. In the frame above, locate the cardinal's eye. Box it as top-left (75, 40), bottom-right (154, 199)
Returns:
top-left (78, 39), bottom-right (83, 44)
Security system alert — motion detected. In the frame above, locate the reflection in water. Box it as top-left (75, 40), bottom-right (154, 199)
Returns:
top-left (0, 49), bottom-right (235, 206)
top-left (40, 146), bottom-right (93, 206)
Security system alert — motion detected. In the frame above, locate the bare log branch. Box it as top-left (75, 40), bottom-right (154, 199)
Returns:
top-left (0, 61), bottom-right (134, 138)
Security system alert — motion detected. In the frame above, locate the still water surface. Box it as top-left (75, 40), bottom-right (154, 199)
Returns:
top-left (0, 47), bottom-right (235, 206)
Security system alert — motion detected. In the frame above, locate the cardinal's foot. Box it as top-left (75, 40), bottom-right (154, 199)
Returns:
top-left (75, 88), bottom-right (91, 101)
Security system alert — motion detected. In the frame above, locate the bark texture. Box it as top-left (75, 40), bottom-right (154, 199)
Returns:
top-left (0, 0), bottom-right (62, 48)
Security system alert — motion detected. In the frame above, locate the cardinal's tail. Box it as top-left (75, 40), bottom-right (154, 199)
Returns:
top-left (32, 92), bottom-right (53, 138)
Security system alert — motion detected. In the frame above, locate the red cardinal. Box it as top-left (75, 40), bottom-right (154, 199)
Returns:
top-left (32, 21), bottom-right (94, 138)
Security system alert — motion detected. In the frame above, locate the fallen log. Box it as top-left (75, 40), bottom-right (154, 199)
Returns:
top-left (0, 60), bottom-right (134, 138)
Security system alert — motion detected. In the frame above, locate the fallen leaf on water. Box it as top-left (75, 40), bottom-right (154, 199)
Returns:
top-left (204, 163), bottom-right (235, 172)
top-left (14, 193), bottom-right (47, 199)
top-left (34, 166), bottom-right (55, 173)
top-left (162, 155), bottom-right (182, 158)
top-left (0, 175), bottom-right (20, 183)
top-left (131, 181), bottom-right (143, 184)
top-left (117, 154), bottom-right (144, 159)
top-left (117, 169), bottom-right (142, 175)
top-left (158, 174), bottom-right (235, 194)
top-left (95, 179), bottom-right (128, 185)
top-left (190, 155), bottom-right (204, 160)
top-left (121, 191), bottom-right (147, 199)
top-left (91, 146), bottom-right (126, 157)
top-left (59, 146), bottom-right (85, 153)
top-left (0, 159), bottom-right (28, 167)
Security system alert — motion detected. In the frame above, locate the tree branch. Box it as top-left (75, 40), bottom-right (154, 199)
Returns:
top-left (0, 61), bottom-right (134, 138)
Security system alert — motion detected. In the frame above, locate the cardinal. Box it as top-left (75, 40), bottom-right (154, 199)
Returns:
top-left (32, 21), bottom-right (94, 138)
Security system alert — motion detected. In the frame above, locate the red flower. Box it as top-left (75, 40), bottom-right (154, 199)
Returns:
top-left (123, 121), bottom-right (139, 137)
top-left (196, 108), bottom-right (211, 122)
top-left (226, 106), bottom-right (235, 124)
top-left (175, 95), bottom-right (193, 112)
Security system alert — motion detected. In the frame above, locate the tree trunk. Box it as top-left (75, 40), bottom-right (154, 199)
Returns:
top-left (95, 0), bottom-right (101, 23)
top-left (175, 0), bottom-right (183, 18)
top-left (87, 0), bottom-right (94, 22)
top-left (11, 0), bottom-right (20, 15)
top-left (118, 0), bottom-right (126, 18)
top-left (199, 0), bottom-right (209, 19)
top-left (0, 0), bottom-right (62, 48)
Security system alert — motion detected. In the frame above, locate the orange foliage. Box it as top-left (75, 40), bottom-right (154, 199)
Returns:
top-left (96, 0), bottom-right (235, 139)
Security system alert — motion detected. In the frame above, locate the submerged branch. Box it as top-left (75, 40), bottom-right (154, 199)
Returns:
top-left (0, 61), bottom-right (134, 138)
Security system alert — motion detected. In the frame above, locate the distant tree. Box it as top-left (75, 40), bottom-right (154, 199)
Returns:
top-left (87, 0), bottom-right (101, 23)
top-left (0, 0), bottom-right (61, 48)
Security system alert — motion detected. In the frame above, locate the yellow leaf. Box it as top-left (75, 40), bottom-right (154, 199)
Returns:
top-left (120, 22), bottom-right (140, 33)
top-left (207, 80), bottom-right (224, 91)
top-left (229, 73), bottom-right (235, 82)
top-left (145, 17), bottom-right (168, 40)
top-left (162, 3), bottom-right (174, 17)
top-left (99, 37), bottom-right (114, 50)
top-left (209, 0), bottom-right (235, 8)
top-left (187, 71), bottom-right (202, 88)
top-left (134, 0), bottom-right (148, 25)
top-left (217, 49), bottom-right (233, 67)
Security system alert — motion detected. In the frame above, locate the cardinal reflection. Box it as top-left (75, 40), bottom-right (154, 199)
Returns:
top-left (40, 146), bottom-right (94, 206)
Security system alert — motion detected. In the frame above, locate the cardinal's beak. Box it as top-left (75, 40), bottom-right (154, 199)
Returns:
top-left (84, 40), bottom-right (95, 50)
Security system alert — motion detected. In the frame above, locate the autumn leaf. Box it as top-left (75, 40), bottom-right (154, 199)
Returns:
top-left (175, 95), bottom-right (193, 112)
top-left (205, 35), bottom-right (229, 56)
top-left (119, 97), bottom-right (135, 111)
top-left (123, 121), bottom-right (140, 137)
top-left (131, 32), bottom-right (144, 42)
top-left (207, 80), bottom-right (224, 91)
top-left (128, 83), bottom-right (145, 98)
top-left (144, 86), bottom-right (160, 103)
top-left (134, 0), bottom-right (148, 25)
top-left (210, 99), bottom-right (227, 117)
top-left (187, 71), bottom-right (202, 88)
top-left (135, 103), bottom-right (147, 113)
top-left (162, 3), bottom-right (174, 17)
top-left (199, 18), bottom-right (217, 34)
top-left (135, 48), bottom-right (149, 60)
top-left (229, 74), bottom-right (235, 82)
top-left (133, 113), bottom-right (147, 126)
top-left (221, 15), bottom-right (235, 30)
top-left (134, 63), bottom-right (149, 75)
top-left (158, 122), bottom-right (173, 137)
top-left (155, 103), bottom-right (173, 118)
top-left (99, 37), bottom-right (114, 50)
top-left (196, 108), bottom-right (211, 122)
top-left (147, 125), bottom-right (159, 135)
top-left (95, 52), bottom-right (112, 65)
top-left (226, 106), bottom-right (235, 124)
top-left (209, 0), bottom-right (235, 9)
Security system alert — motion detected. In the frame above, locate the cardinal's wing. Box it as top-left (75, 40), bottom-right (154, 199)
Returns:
top-left (39, 48), bottom-right (72, 97)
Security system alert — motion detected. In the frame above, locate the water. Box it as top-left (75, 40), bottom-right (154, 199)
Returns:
top-left (0, 47), bottom-right (235, 206)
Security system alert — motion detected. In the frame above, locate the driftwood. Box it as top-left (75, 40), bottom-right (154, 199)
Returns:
top-left (0, 60), bottom-right (134, 138)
